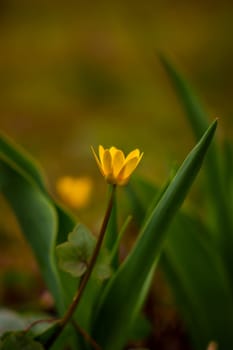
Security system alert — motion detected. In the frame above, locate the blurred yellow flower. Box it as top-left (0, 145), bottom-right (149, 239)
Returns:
top-left (91, 145), bottom-right (143, 186)
top-left (56, 176), bottom-right (92, 209)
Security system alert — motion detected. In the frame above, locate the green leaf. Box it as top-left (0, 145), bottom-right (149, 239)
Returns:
top-left (56, 223), bottom-right (112, 281)
top-left (34, 321), bottom-right (80, 350)
top-left (162, 213), bottom-right (233, 350)
top-left (0, 332), bottom-right (45, 350)
top-left (159, 54), bottom-right (210, 137)
top-left (33, 321), bottom-right (61, 347)
top-left (128, 314), bottom-right (152, 342)
top-left (0, 310), bottom-right (26, 336)
top-left (92, 120), bottom-right (217, 350)
top-left (56, 223), bottom-right (96, 277)
top-left (110, 215), bottom-right (132, 265)
top-left (0, 134), bottom-right (78, 313)
top-left (160, 55), bottom-right (233, 251)
top-left (94, 262), bottom-right (112, 281)
top-left (0, 132), bottom-right (47, 192)
top-left (0, 159), bottom-right (64, 313)
top-left (103, 187), bottom-right (118, 252)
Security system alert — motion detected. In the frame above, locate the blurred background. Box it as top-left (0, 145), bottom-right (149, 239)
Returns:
top-left (0, 1), bottom-right (233, 348)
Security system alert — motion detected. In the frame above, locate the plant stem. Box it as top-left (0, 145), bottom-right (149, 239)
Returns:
top-left (46, 184), bottom-right (116, 348)
top-left (72, 320), bottom-right (102, 350)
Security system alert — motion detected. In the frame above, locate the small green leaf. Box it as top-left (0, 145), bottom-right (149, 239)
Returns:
top-left (0, 310), bottom-right (26, 336)
top-left (94, 252), bottom-right (113, 281)
top-left (68, 224), bottom-right (96, 257)
top-left (0, 332), bottom-right (44, 350)
top-left (94, 263), bottom-right (112, 280)
top-left (56, 223), bottom-right (96, 277)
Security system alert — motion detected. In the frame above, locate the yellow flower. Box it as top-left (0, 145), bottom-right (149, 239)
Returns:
top-left (56, 176), bottom-right (92, 209)
top-left (91, 145), bottom-right (143, 186)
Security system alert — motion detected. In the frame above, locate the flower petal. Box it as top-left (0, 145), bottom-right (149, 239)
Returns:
top-left (99, 145), bottom-right (105, 165)
top-left (118, 152), bottom-right (143, 184)
top-left (118, 157), bottom-right (138, 180)
top-left (125, 149), bottom-right (140, 162)
top-left (112, 150), bottom-right (125, 177)
top-left (109, 146), bottom-right (118, 156)
top-left (102, 149), bottom-right (112, 176)
top-left (91, 146), bottom-right (105, 176)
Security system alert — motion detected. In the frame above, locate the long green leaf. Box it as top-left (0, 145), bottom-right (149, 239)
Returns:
top-left (127, 176), bottom-right (233, 349)
top-left (0, 132), bottom-right (76, 245)
top-left (160, 56), bottom-right (233, 256)
top-left (0, 157), bottom-right (64, 313)
top-left (92, 120), bottom-right (217, 350)
top-left (0, 133), bottom-right (47, 192)
top-left (162, 213), bottom-right (233, 350)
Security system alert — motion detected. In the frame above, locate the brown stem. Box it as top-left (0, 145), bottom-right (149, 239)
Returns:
top-left (23, 318), bottom-right (59, 334)
top-left (72, 320), bottom-right (102, 350)
top-left (46, 185), bottom-right (116, 348)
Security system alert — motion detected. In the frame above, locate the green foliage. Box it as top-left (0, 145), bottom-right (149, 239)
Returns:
top-left (160, 55), bottom-right (233, 245)
top-left (0, 135), bottom-right (81, 349)
top-left (162, 214), bottom-right (233, 350)
top-left (92, 121), bottom-right (217, 350)
top-left (0, 134), bottom-right (78, 313)
top-left (0, 332), bottom-right (45, 350)
top-left (156, 56), bottom-right (233, 350)
top-left (56, 223), bottom-right (112, 280)
top-left (0, 310), bottom-right (26, 335)
top-left (0, 157), bottom-right (64, 312)
top-left (0, 59), bottom-right (222, 350)
top-left (0, 309), bottom-right (54, 337)
top-left (56, 224), bottom-right (96, 278)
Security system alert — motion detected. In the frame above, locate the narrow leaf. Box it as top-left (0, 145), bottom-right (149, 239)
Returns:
top-left (160, 55), bottom-right (233, 252)
top-left (162, 213), bottom-right (233, 350)
top-left (0, 133), bottom-right (46, 192)
top-left (0, 159), bottom-right (64, 313)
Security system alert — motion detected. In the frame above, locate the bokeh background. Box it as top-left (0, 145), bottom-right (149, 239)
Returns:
top-left (1, 1), bottom-right (233, 348)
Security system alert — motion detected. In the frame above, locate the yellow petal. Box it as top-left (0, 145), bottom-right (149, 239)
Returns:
top-left (112, 149), bottom-right (125, 177)
top-left (102, 149), bottom-right (112, 176)
top-left (99, 145), bottom-right (105, 165)
top-left (117, 157), bottom-right (138, 182)
top-left (91, 146), bottom-right (105, 176)
top-left (109, 146), bottom-right (118, 156)
top-left (118, 152), bottom-right (143, 183)
top-left (125, 149), bottom-right (140, 162)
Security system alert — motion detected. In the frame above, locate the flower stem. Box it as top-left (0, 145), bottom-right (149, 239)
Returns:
top-left (72, 320), bottom-right (102, 350)
top-left (46, 185), bottom-right (116, 348)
